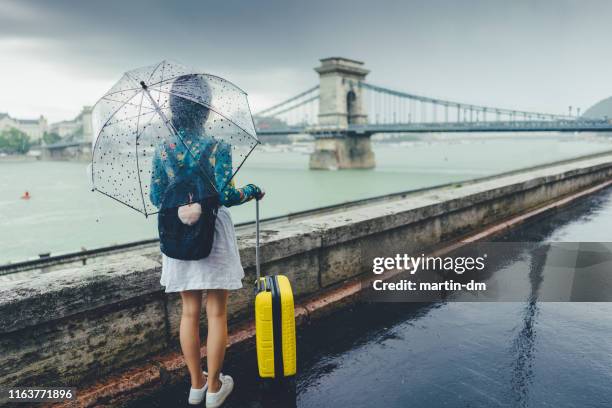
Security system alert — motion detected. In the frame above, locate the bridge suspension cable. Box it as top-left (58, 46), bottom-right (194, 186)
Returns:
top-left (253, 85), bottom-right (320, 128)
top-left (252, 79), bottom-right (609, 135)
top-left (361, 82), bottom-right (576, 124)
top-left (266, 95), bottom-right (319, 117)
top-left (254, 86), bottom-right (319, 116)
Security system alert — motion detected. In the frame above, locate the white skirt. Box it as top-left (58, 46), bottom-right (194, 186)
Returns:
top-left (160, 206), bottom-right (245, 293)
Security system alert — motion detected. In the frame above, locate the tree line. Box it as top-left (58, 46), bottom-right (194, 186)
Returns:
top-left (0, 128), bottom-right (61, 154)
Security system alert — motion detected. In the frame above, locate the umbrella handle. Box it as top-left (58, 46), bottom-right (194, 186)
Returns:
top-left (255, 197), bottom-right (261, 290)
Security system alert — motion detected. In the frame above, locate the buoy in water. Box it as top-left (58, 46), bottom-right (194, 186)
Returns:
top-left (21, 191), bottom-right (31, 200)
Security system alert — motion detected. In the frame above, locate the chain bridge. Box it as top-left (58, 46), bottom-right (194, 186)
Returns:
top-left (253, 57), bottom-right (612, 169)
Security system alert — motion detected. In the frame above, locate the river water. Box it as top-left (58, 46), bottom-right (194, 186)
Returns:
top-left (1, 133), bottom-right (611, 264)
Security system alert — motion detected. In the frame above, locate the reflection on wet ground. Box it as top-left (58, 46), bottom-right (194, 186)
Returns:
top-left (131, 187), bottom-right (612, 408)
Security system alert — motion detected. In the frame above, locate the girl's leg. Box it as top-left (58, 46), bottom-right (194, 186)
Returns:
top-left (205, 289), bottom-right (229, 393)
top-left (180, 290), bottom-right (206, 389)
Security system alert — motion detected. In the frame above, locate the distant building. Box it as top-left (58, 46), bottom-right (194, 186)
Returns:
top-left (48, 106), bottom-right (93, 142)
top-left (0, 113), bottom-right (48, 142)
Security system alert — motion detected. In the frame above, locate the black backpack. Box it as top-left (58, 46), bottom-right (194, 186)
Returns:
top-left (158, 142), bottom-right (219, 260)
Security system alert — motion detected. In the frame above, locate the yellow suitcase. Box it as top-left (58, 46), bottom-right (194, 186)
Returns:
top-left (254, 199), bottom-right (297, 378)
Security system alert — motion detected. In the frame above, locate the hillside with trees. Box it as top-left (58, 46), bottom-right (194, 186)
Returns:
top-left (0, 128), bottom-right (31, 154)
top-left (583, 96), bottom-right (612, 119)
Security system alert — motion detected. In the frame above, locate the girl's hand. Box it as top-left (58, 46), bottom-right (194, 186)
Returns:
top-left (256, 187), bottom-right (266, 200)
top-left (247, 184), bottom-right (265, 200)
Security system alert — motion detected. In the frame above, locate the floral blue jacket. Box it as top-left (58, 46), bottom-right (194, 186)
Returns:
top-left (149, 130), bottom-right (259, 208)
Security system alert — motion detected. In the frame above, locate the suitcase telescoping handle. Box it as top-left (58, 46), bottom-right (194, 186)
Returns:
top-left (255, 197), bottom-right (261, 291)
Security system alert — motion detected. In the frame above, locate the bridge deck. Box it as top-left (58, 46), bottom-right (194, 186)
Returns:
top-left (256, 120), bottom-right (612, 136)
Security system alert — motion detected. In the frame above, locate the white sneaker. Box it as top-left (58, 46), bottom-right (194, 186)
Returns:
top-left (188, 370), bottom-right (208, 405)
top-left (206, 373), bottom-right (234, 408)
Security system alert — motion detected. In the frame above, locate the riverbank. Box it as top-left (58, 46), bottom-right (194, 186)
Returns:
top-left (1, 151), bottom-right (612, 406)
top-left (0, 154), bottom-right (40, 162)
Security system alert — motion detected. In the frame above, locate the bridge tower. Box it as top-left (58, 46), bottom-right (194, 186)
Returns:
top-left (309, 57), bottom-right (375, 169)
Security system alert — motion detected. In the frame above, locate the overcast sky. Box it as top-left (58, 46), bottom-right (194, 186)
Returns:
top-left (2, 0), bottom-right (612, 123)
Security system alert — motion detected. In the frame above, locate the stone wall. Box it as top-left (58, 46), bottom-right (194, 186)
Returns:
top-left (1, 153), bottom-right (612, 388)
top-left (309, 135), bottom-right (375, 169)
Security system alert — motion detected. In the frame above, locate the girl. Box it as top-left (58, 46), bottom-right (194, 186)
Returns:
top-left (150, 74), bottom-right (263, 407)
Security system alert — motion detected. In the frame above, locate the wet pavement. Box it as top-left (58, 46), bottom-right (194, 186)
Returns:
top-left (130, 186), bottom-right (612, 408)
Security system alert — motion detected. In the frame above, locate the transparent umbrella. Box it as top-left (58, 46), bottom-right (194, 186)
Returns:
top-left (90, 60), bottom-right (259, 216)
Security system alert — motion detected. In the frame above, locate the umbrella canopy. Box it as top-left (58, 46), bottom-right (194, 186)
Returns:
top-left (91, 60), bottom-right (259, 216)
